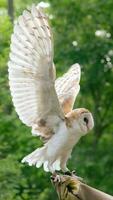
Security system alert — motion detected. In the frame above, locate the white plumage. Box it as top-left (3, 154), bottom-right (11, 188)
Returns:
top-left (8, 4), bottom-right (94, 173)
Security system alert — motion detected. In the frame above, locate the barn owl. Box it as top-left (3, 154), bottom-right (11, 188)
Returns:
top-left (8, 4), bottom-right (94, 173)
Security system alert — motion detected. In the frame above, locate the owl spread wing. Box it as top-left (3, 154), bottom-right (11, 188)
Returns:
top-left (8, 5), bottom-right (64, 139)
top-left (55, 64), bottom-right (81, 114)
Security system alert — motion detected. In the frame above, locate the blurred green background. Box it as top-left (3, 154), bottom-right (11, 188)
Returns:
top-left (0, 0), bottom-right (113, 199)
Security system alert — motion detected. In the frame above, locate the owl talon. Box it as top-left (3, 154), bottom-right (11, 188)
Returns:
top-left (51, 172), bottom-right (61, 183)
top-left (71, 170), bottom-right (76, 174)
top-left (64, 171), bottom-right (83, 182)
top-left (55, 175), bottom-right (61, 183)
top-left (64, 169), bottom-right (76, 176)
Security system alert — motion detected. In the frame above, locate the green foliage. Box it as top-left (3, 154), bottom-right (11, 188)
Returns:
top-left (0, 0), bottom-right (113, 199)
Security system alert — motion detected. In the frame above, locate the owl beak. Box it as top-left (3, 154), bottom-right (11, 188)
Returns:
top-left (86, 124), bottom-right (90, 131)
top-left (86, 113), bottom-right (94, 131)
top-left (86, 119), bottom-right (94, 131)
top-left (84, 119), bottom-right (89, 131)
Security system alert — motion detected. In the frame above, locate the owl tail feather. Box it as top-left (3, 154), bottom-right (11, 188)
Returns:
top-left (21, 146), bottom-right (47, 170)
top-left (21, 146), bottom-right (61, 172)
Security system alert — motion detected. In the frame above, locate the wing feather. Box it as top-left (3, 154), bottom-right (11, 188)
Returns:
top-left (55, 64), bottom-right (81, 114)
top-left (8, 5), bottom-right (64, 136)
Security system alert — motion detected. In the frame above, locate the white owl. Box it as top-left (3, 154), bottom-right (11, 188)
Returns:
top-left (8, 5), bottom-right (94, 173)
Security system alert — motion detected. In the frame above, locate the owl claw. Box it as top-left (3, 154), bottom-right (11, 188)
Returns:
top-left (51, 175), bottom-right (61, 183)
top-left (71, 170), bottom-right (76, 176)
top-left (64, 170), bottom-right (76, 176)
top-left (51, 172), bottom-right (61, 183)
top-left (64, 171), bottom-right (72, 176)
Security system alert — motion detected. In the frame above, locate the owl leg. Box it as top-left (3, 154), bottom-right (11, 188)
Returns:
top-left (61, 163), bottom-right (69, 172)
top-left (60, 151), bottom-right (77, 176)
top-left (60, 152), bottom-right (71, 172)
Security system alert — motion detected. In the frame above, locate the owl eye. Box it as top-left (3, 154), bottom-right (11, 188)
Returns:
top-left (83, 117), bottom-right (88, 124)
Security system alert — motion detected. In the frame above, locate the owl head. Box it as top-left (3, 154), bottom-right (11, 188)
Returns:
top-left (66, 108), bottom-right (94, 135)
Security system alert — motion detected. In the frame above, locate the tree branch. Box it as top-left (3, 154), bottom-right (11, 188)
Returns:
top-left (51, 174), bottom-right (113, 200)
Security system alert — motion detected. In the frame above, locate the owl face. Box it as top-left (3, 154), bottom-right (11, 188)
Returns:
top-left (67, 108), bottom-right (94, 135)
top-left (77, 112), bottom-right (94, 135)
